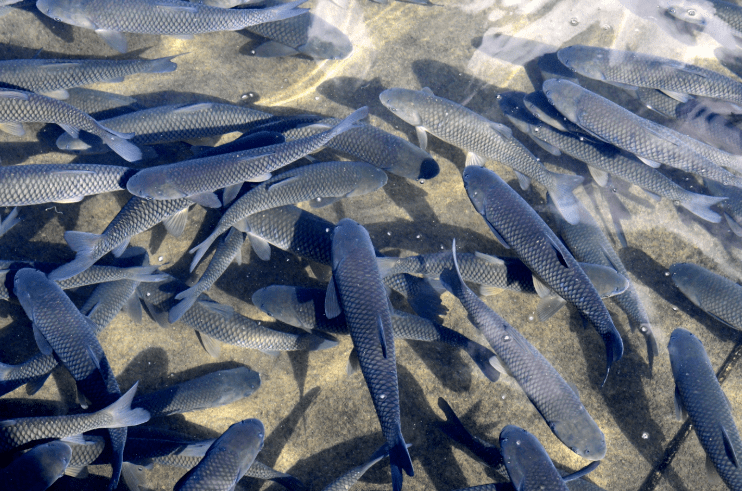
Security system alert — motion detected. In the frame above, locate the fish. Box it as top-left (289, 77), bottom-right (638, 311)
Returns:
top-left (439, 241), bottom-right (606, 460)
top-left (170, 228), bottom-right (245, 323)
top-left (500, 425), bottom-right (600, 491)
top-left (138, 274), bottom-right (338, 356)
top-left (671, 98), bottom-right (742, 156)
top-left (174, 418), bottom-right (264, 491)
top-left (275, 116), bottom-right (440, 180)
top-left (0, 441), bottom-right (71, 491)
top-left (669, 328), bottom-right (742, 489)
top-left (379, 87), bottom-right (583, 224)
top-left (132, 367), bottom-right (260, 417)
top-left (63, 88), bottom-right (140, 116)
top-left (48, 196), bottom-right (194, 281)
top-left (0, 163), bottom-right (135, 207)
top-left (707, 179), bottom-right (742, 236)
top-left (247, 12), bottom-right (353, 60)
top-left (189, 130), bottom-right (286, 159)
top-left (36, 0), bottom-right (309, 53)
top-left (541, 79), bottom-right (742, 187)
top-left (557, 44), bottom-right (742, 109)
top-left (670, 263), bottom-right (742, 330)
top-left (57, 102), bottom-right (273, 155)
top-left (0, 88), bottom-right (141, 161)
top-left (327, 218), bottom-right (413, 491)
top-left (125, 106), bottom-right (368, 207)
top-left (251, 285), bottom-right (501, 382)
top-left (0, 383), bottom-right (149, 453)
top-left (462, 165), bottom-right (624, 386)
top-left (502, 90), bottom-right (727, 223)
top-left (188, 160), bottom-right (388, 270)
top-left (0, 55), bottom-right (178, 100)
top-left (323, 444), bottom-right (393, 491)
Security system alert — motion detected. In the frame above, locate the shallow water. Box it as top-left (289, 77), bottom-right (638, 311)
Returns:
top-left (1, 0), bottom-right (742, 490)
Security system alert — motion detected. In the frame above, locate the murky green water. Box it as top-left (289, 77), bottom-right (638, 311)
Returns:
top-left (1, 0), bottom-right (742, 490)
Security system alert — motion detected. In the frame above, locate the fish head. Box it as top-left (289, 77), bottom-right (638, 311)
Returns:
top-left (251, 285), bottom-right (319, 330)
top-left (224, 418), bottom-right (265, 473)
top-left (541, 79), bottom-right (583, 125)
top-left (669, 263), bottom-right (703, 308)
top-left (345, 164), bottom-right (388, 197)
top-left (36, 0), bottom-right (96, 29)
top-left (497, 91), bottom-right (539, 133)
top-left (462, 165), bottom-right (494, 214)
top-left (550, 418), bottom-right (606, 461)
top-left (34, 441), bottom-right (72, 483)
top-left (331, 218), bottom-right (372, 269)
top-left (668, 328), bottom-right (708, 375)
top-left (126, 171), bottom-right (186, 201)
top-left (12, 268), bottom-right (46, 319)
top-left (214, 367), bottom-right (262, 402)
top-left (556, 45), bottom-right (611, 80)
top-left (499, 425), bottom-right (551, 481)
top-left (301, 22), bottom-right (353, 60)
top-left (523, 90), bottom-right (570, 132)
top-left (379, 88), bottom-right (425, 127)
top-left (663, 1), bottom-right (711, 26)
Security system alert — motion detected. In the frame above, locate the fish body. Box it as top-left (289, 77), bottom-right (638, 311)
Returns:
top-left (0, 441), bottom-right (71, 491)
top-left (669, 328), bottom-right (742, 489)
top-left (36, 0), bottom-right (308, 53)
top-left (440, 243), bottom-right (605, 460)
top-left (463, 165), bottom-right (623, 385)
top-left (57, 102), bottom-right (273, 154)
top-left (0, 89), bottom-right (140, 161)
top-left (125, 106), bottom-right (368, 206)
top-left (500, 425), bottom-right (570, 491)
top-left (247, 12), bottom-right (353, 60)
top-left (132, 367), bottom-right (260, 417)
top-left (542, 79), bottom-right (742, 187)
top-left (188, 160), bottom-right (387, 269)
top-left (670, 263), bottom-right (742, 330)
top-left (49, 196), bottom-right (193, 281)
top-left (0, 163), bottom-right (133, 207)
top-left (174, 418), bottom-right (264, 491)
top-left (379, 87), bottom-right (583, 224)
top-left (0, 56), bottom-right (178, 100)
top-left (329, 218), bottom-right (413, 491)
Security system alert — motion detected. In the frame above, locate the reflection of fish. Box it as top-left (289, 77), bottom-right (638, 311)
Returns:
top-left (0, 441), bottom-right (71, 491)
top-left (440, 242), bottom-right (606, 461)
top-left (0, 56), bottom-right (178, 100)
top-left (247, 13), bottom-right (352, 60)
top-left (329, 219), bottom-right (413, 491)
top-left (463, 165), bottom-right (623, 386)
top-left (0, 89), bottom-right (141, 161)
top-left (174, 418), bottom-right (264, 491)
top-left (36, 0), bottom-right (308, 53)
top-left (669, 328), bottom-right (742, 489)
top-left (670, 263), bottom-right (742, 330)
top-left (380, 87), bottom-right (583, 224)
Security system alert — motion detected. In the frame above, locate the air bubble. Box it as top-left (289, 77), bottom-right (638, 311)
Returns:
top-left (687, 9), bottom-right (696, 16)
top-left (158, 256), bottom-right (163, 262)
top-left (419, 179), bottom-right (425, 184)
top-left (570, 17), bottom-right (579, 25)
top-left (503, 335), bottom-right (511, 341)
top-left (664, 271), bottom-right (670, 276)
top-left (315, 96), bottom-right (320, 101)
top-left (672, 307), bottom-right (678, 311)
top-left (528, 315), bottom-right (534, 321)
top-left (387, 231), bottom-right (391, 236)
top-left (325, 228), bottom-right (330, 233)
top-left (379, 394), bottom-right (386, 399)
top-left (642, 432), bottom-right (649, 439)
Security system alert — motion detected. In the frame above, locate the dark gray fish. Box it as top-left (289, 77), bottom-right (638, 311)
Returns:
top-left (0, 163), bottom-right (134, 207)
top-left (0, 353), bottom-right (59, 398)
top-left (557, 44), bottom-right (742, 108)
top-left (125, 106), bottom-right (368, 208)
top-left (0, 56), bottom-right (178, 100)
top-left (323, 444), bottom-right (392, 491)
top-left (63, 88), bottom-right (140, 116)
top-left (138, 274), bottom-right (338, 355)
top-left (247, 12), bottom-right (352, 60)
top-left (174, 418), bottom-right (264, 491)
top-left (551, 199), bottom-right (659, 371)
top-left (671, 98), bottom-right (742, 155)
top-left (670, 263), bottom-right (742, 330)
top-left (0, 441), bottom-right (71, 491)
top-left (278, 117), bottom-right (440, 180)
top-left (501, 90), bottom-right (726, 223)
top-left (36, 0), bottom-right (308, 54)
top-left (48, 196), bottom-right (194, 281)
top-left (707, 179), bottom-right (742, 235)
top-left (189, 130), bottom-right (286, 159)
top-left (56, 102), bottom-right (273, 155)
top-left (251, 285), bottom-right (500, 382)
top-left (188, 160), bottom-right (387, 269)
top-left (463, 165), bottom-right (623, 385)
top-left (170, 228), bottom-right (246, 323)
top-left (328, 218), bottom-right (413, 491)
top-left (541, 79), bottom-right (742, 187)
top-left (669, 328), bottom-right (742, 489)
top-left (0, 88), bottom-right (140, 161)
top-left (500, 425), bottom-right (569, 491)
top-left (132, 367), bottom-right (260, 417)
top-left (379, 87), bottom-right (583, 224)
top-left (0, 383), bottom-right (148, 453)
top-left (439, 242), bottom-right (605, 460)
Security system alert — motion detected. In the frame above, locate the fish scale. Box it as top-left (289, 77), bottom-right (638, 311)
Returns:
top-left (500, 425), bottom-right (570, 491)
top-left (0, 163), bottom-right (133, 207)
top-left (330, 219), bottom-right (413, 491)
top-left (670, 263), bottom-right (742, 329)
top-left (669, 328), bottom-right (742, 490)
top-left (462, 165), bottom-right (623, 385)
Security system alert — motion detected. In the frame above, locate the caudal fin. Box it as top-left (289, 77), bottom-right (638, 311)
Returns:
top-left (389, 431), bottom-right (414, 491)
top-left (169, 288), bottom-right (198, 323)
top-left (600, 328), bottom-right (624, 388)
top-left (189, 231), bottom-right (220, 272)
top-left (325, 106), bottom-right (369, 142)
top-left (547, 171), bottom-right (584, 225)
top-left (679, 192), bottom-right (726, 223)
top-left (99, 382), bottom-right (150, 428)
top-left (47, 231), bottom-right (104, 280)
top-left (145, 55), bottom-right (181, 74)
top-left (103, 132), bottom-right (142, 163)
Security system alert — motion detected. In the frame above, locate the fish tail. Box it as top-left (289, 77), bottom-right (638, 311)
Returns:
top-left (47, 231), bottom-right (104, 280)
top-left (547, 171), bottom-right (584, 225)
top-left (679, 192), bottom-right (726, 223)
top-left (169, 290), bottom-right (198, 324)
top-left (188, 231), bottom-right (220, 272)
top-left (298, 332), bottom-right (339, 351)
top-left (122, 265), bottom-right (168, 283)
top-left (269, 475), bottom-right (309, 491)
top-left (326, 106), bottom-right (369, 141)
top-left (641, 323), bottom-right (659, 376)
top-left (101, 130), bottom-right (142, 163)
top-left (100, 382), bottom-right (150, 428)
top-left (0, 361), bottom-right (11, 380)
top-left (107, 427), bottom-right (126, 490)
top-left (462, 339), bottom-right (501, 383)
top-left (145, 55), bottom-right (180, 74)
top-left (389, 431), bottom-right (414, 491)
top-left (600, 327), bottom-right (624, 388)
top-left (0, 207), bottom-right (19, 238)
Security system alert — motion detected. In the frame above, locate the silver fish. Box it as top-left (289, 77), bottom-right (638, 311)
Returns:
top-left (0, 441), bottom-right (71, 491)
top-left (36, 0), bottom-right (308, 53)
top-left (0, 89), bottom-right (141, 161)
top-left (247, 12), bottom-right (352, 60)
top-left (125, 106), bottom-right (368, 208)
top-left (670, 262), bottom-right (742, 330)
top-left (0, 56), bottom-right (178, 100)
